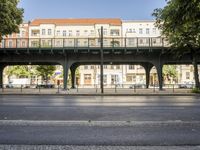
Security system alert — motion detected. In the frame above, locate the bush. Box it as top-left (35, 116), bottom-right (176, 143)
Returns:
top-left (191, 88), bottom-right (200, 93)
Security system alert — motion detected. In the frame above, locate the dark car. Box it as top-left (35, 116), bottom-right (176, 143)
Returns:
top-left (36, 84), bottom-right (55, 88)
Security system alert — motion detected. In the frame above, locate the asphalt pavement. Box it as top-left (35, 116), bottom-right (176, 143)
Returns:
top-left (0, 95), bottom-right (200, 148)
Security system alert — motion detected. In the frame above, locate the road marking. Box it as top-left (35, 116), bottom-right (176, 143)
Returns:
top-left (0, 120), bottom-right (200, 127)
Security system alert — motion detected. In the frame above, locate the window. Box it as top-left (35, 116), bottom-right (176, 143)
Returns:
top-left (126, 75), bottom-right (132, 82)
top-left (42, 29), bottom-right (45, 35)
top-left (84, 30), bottom-right (88, 35)
top-left (91, 66), bottom-right (94, 69)
top-left (152, 38), bottom-right (157, 44)
top-left (84, 74), bottom-right (91, 80)
top-left (56, 30), bottom-right (60, 36)
top-left (48, 40), bottom-right (51, 46)
top-left (103, 65), bottom-right (107, 69)
top-left (84, 41), bottom-right (88, 46)
top-left (17, 33), bottom-right (20, 38)
top-left (103, 75), bottom-right (107, 84)
top-left (69, 30), bottom-right (72, 36)
top-left (63, 30), bottom-right (67, 36)
top-left (17, 41), bottom-right (20, 47)
top-left (153, 28), bottom-right (156, 34)
top-left (116, 65), bottom-right (120, 69)
top-left (84, 74), bottom-right (92, 84)
top-left (48, 29), bottom-right (52, 35)
top-left (186, 72), bottom-right (190, 80)
top-left (31, 30), bottom-right (39, 36)
top-left (31, 41), bottom-right (39, 47)
top-left (22, 31), bottom-right (25, 37)
top-left (84, 65), bottom-right (88, 69)
top-left (110, 29), bottom-right (120, 36)
top-left (146, 28), bottom-right (150, 34)
top-left (128, 38), bottom-right (136, 46)
top-left (129, 65), bottom-right (135, 70)
top-left (56, 41), bottom-right (61, 47)
top-left (8, 41), bottom-right (12, 48)
top-left (22, 41), bottom-right (26, 47)
top-left (139, 28), bottom-right (143, 34)
top-left (90, 30), bottom-right (95, 36)
top-left (111, 75), bottom-right (119, 84)
top-left (76, 30), bottom-right (80, 36)
top-left (103, 29), bottom-right (107, 35)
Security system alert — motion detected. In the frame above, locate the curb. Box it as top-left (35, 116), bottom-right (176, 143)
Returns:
top-left (0, 93), bottom-right (199, 96)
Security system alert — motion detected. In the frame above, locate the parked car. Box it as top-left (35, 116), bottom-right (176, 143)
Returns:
top-left (129, 84), bottom-right (145, 89)
top-left (6, 82), bottom-right (14, 88)
top-left (178, 81), bottom-right (194, 89)
top-left (36, 84), bottom-right (55, 88)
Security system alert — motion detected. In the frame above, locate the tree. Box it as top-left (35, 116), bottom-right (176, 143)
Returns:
top-left (36, 65), bottom-right (56, 85)
top-left (163, 65), bottom-right (178, 84)
top-left (0, 0), bottom-right (23, 41)
top-left (5, 65), bottom-right (31, 79)
top-left (153, 0), bottom-right (200, 88)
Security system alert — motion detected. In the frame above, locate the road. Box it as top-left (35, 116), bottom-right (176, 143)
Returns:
top-left (0, 95), bottom-right (200, 146)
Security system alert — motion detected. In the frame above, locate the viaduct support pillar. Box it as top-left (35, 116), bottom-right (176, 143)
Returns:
top-left (62, 56), bottom-right (71, 90)
top-left (142, 63), bottom-right (153, 89)
top-left (70, 64), bottom-right (78, 89)
top-left (155, 63), bottom-right (163, 91)
top-left (0, 65), bottom-right (3, 88)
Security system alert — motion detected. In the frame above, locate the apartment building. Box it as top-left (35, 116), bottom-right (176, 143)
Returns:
top-left (0, 18), bottom-right (197, 86)
top-left (29, 18), bottom-right (122, 48)
top-left (0, 23), bottom-right (29, 48)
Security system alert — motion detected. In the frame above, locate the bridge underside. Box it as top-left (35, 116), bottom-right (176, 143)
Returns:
top-left (0, 48), bottom-right (199, 90)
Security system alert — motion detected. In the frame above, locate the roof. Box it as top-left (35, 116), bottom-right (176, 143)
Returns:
top-left (30, 18), bottom-right (122, 26)
top-left (122, 20), bottom-right (156, 23)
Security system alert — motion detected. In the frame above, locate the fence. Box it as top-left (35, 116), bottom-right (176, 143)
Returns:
top-left (0, 83), bottom-right (195, 94)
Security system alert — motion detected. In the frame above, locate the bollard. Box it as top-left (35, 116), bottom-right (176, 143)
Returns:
top-left (57, 85), bottom-right (60, 94)
top-left (115, 84), bottom-right (117, 93)
top-left (77, 85), bottom-right (79, 93)
top-left (134, 85), bottom-right (136, 93)
top-left (1, 84), bottom-right (4, 92)
top-left (20, 85), bottom-right (23, 93)
top-left (173, 84), bottom-right (175, 93)
top-left (39, 85), bottom-right (41, 93)
top-left (153, 84), bottom-right (156, 93)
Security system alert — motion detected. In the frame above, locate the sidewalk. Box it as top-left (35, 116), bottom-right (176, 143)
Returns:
top-left (0, 88), bottom-right (197, 96)
top-left (1, 145), bottom-right (200, 150)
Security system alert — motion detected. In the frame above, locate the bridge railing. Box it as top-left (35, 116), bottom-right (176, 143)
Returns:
top-left (0, 37), bottom-right (168, 49)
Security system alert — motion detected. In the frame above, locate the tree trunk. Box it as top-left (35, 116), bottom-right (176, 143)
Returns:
top-left (192, 54), bottom-right (199, 88)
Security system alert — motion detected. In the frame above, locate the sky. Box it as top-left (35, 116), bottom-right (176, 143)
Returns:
top-left (18, 0), bottom-right (167, 22)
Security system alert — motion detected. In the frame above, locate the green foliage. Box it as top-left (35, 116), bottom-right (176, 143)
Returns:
top-left (153, 0), bottom-right (200, 53)
top-left (36, 65), bottom-right (56, 81)
top-left (0, 0), bottom-right (24, 40)
top-left (5, 65), bottom-right (31, 78)
top-left (163, 65), bottom-right (178, 80)
top-left (153, 0), bottom-right (200, 88)
top-left (191, 88), bottom-right (200, 93)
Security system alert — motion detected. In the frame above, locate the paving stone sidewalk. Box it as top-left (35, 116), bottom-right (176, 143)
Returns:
top-left (0, 145), bottom-right (200, 150)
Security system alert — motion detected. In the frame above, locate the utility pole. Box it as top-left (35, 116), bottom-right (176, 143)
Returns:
top-left (100, 26), bottom-right (104, 93)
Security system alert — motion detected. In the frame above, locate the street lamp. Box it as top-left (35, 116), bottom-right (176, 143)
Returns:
top-left (98, 26), bottom-right (104, 93)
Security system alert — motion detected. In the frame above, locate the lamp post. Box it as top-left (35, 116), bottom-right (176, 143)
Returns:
top-left (100, 26), bottom-right (104, 93)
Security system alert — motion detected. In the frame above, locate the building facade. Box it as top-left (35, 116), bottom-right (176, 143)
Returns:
top-left (0, 18), bottom-right (197, 86)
